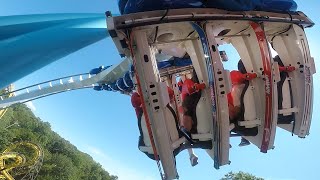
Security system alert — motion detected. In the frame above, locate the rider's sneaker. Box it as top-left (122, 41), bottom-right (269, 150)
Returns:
top-left (238, 138), bottom-right (251, 147)
top-left (180, 127), bottom-right (195, 145)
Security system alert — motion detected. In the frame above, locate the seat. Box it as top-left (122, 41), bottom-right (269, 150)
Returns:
top-left (138, 104), bottom-right (181, 159)
top-left (231, 60), bottom-right (259, 137)
top-left (274, 55), bottom-right (295, 124)
top-left (195, 92), bottom-right (212, 140)
top-left (179, 73), bottom-right (212, 141)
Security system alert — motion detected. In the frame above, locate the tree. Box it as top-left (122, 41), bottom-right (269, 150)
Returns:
top-left (221, 171), bottom-right (264, 180)
top-left (0, 104), bottom-right (118, 180)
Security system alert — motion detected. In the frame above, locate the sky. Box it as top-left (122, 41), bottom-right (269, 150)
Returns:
top-left (1, 1), bottom-right (320, 180)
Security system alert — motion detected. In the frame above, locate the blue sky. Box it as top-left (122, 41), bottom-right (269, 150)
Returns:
top-left (1, 1), bottom-right (320, 180)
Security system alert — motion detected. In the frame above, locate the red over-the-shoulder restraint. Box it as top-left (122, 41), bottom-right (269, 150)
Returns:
top-left (230, 70), bottom-right (257, 85)
top-left (180, 78), bottom-right (206, 101)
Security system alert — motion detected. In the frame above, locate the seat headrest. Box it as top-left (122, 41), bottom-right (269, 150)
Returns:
top-left (238, 59), bottom-right (247, 74)
top-left (273, 55), bottom-right (285, 66)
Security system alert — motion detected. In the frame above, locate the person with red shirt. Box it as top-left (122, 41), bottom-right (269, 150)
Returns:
top-left (179, 68), bottom-right (252, 147)
top-left (228, 70), bottom-right (252, 146)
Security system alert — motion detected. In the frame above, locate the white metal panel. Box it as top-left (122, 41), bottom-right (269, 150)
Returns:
top-left (231, 22), bottom-right (277, 152)
top-left (133, 29), bottom-right (178, 180)
top-left (272, 24), bottom-right (314, 137)
top-left (206, 23), bottom-right (231, 166)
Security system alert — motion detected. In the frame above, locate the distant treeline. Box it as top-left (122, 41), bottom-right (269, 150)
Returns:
top-left (0, 103), bottom-right (117, 180)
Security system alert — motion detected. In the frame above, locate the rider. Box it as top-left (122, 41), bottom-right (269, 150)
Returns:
top-left (179, 62), bottom-right (251, 147)
top-left (178, 72), bottom-right (203, 144)
top-left (131, 87), bottom-right (174, 117)
top-left (228, 69), bottom-right (251, 147)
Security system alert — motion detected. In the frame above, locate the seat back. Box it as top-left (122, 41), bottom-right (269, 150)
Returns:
top-left (138, 104), bottom-right (179, 156)
top-left (242, 83), bottom-right (258, 128)
top-left (195, 92), bottom-right (212, 140)
top-left (274, 56), bottom-right (294, 124)
top-left (237, 60), bottom-right (258, 132)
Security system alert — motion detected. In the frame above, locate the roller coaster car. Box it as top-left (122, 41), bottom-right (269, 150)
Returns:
top-left (269, 25), bottom-right (316, 137)
top-left (107, 8), bottom-right (315, 180)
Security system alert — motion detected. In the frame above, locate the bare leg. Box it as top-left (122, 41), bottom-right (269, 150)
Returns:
top-left (181, 115), bottom-right (193, 131)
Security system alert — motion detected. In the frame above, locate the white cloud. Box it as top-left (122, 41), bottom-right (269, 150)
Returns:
top-left (25, 101), bottom-right (36, 111)
top-left (87, 146), bottom-right (111, 160)
top-left (86, 146), bottom-right (157, 180)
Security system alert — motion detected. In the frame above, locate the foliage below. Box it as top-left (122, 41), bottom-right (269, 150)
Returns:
top-left (0, 104), bottom-right (117, 180)
top-left (221, 171), bottom-right (264, 180)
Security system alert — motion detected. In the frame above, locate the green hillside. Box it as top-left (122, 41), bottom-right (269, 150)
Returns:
top-left (0, 104), bottom-right (117, 180)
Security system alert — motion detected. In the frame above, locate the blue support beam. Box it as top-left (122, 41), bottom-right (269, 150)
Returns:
top-left (0, 14), bottom-right (109, 89)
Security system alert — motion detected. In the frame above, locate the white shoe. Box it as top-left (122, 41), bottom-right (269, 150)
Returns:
top-left (190, 154), bottom-right (198, 167)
